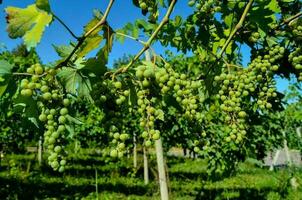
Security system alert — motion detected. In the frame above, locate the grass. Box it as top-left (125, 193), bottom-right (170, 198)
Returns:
top-left (0, 152), bottom-right (302, 199)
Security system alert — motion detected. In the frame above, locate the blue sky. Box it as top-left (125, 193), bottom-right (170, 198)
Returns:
top-left (0, 0), bottom-right (289, 92)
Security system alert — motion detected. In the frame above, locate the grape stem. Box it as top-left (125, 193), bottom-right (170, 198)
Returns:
top-left (113, 31), bottom-right (157, 62)
top-left (112, 0), bottom-right (178, 77)
top-left (280, 12), bottom-right (302, 27)
top-left (218, 0), bottom-right (254, 58)
top-left (52, 13), bottom-right (79, 40)
top-left (114, 31), bottom-right (146, 46)
top-left (55, 0), bottom-right (115, 69)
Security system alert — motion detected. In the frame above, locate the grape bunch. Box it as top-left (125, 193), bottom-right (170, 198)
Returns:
top-left (154, 64), bottom-right (203, 119)
top-left (214, 72), bottom-right (249, 143)
top-left (109, 124), bottom-right (129, 158)
top-left (213, 46), bottom-right (283, 143)
top-left (292, 25), bottom-right (302, 37)
top-left (137, 89), bottom-right (161, 147)
top-left (20, 64), bottom-right (69, 172)
top-left (133, 65), bottom-right (162, 145)
top-left (249, 32), bottom-right (260, 43)
top-left (112, 81), bottom-right (130, 105)
top-left (188, 0), bottom-right (221, 13)
top-left (288, 47), bottom-right (302, 80)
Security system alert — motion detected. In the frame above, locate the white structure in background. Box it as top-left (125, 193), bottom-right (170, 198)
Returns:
top-left (264, 127), bottom-right (302, 170)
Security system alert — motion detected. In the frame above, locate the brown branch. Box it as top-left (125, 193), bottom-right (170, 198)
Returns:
top-left (218, 0), bottom-right (254, 58)
top-left (55, 0), bottom-right (115, 69)
top-left (112, 0), bottom-right (177, 77)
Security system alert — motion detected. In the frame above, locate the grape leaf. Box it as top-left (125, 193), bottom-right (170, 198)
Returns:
top-left (52, 44), bottom-right (74, 58)
top-left (0, 84), bottom-right (8, 97)
top-left (0, 60), bottom-right (13, 78)
top-left (266, 0), bottom-right (281, 13)
top-left (5, 4), bottom-right (52, 49)
top-left (77, 35), bottom-right (103, 58)
top-left (57, 67), bottom-right (93, 102)
top-left (14, 94), bottom-right (39, 121)
top-left (35, 0), bottom-right (51, 12)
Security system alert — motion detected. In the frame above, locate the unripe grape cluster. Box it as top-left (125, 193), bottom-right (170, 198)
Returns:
top-left (214, 72), bottom-right (249, 143)
top-left (188, 0), bottom-right (221, 13)
top-left (154, 64), bottom-right (203, 119)
top-left (249, 32), bottom-right (260, 43)
top-left (288, 47), bottom-right (302, 80)
top-left (109, 124), bottom-right (129, 158)
top-left (292, 25), bottom-right (302, 37)
top-left (213, 46), bottom-right (283, 143)
top-left (248, 46), bottom-right (283, 108)
top-left (138, 0), bottom-right (156, 13)
top-left (112, 81), bottom-right (130, 105)
top-left (20, 64), bottom-right (69, 172)
top-left (137, 89), bottom-right (161, 147)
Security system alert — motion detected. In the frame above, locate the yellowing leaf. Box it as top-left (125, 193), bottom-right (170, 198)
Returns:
top-left (5, 4), bottom-right (52, 49)
top-left (77, 36), bottom-right (103, 58)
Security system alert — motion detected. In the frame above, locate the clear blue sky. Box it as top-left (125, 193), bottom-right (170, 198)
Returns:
top-left (0, 0), bottom-right (289, 92)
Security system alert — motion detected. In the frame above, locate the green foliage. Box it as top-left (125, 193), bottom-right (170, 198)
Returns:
top-left (1, 0), bottom-right (302, 181)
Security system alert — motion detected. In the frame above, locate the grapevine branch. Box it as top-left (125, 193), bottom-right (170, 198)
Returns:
top-left (52, 13), bottom-right (79, 40)
top-left (112, 0), bottom-right (177, 77)
top-left (218, 0), bottom-right (254, 58)
top-left (280, 11), bottom-right (302, 27)
top-left (55, 0), bottom-right (115, 69)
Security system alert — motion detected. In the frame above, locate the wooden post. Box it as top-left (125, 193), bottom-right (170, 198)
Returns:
top-left (143, 146), bottom-right (149, 184)
top-left (155, 138), bottom-right (169, 200)
top-left (95, 168), bottom-right (99, 200)
top-left (133, 134), bottom-right (137, 169)
top-left (38, 136), bottom-right (42, 166)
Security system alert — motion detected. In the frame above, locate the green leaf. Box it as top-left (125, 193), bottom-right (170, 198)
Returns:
top-left (14, 94), bottom-right (39, 120)
top-left (157, 109), bottom-right (165, 121)
top-left (66, 115), bottom-right (83, 125)
top-left (5, 4), bottom-right (53, 49)
top-left (35, 0), bottom-right (51, 12)
top-left (266, 0), bottom-right (281, 13)
top-left (115, 29), bottom-right (126, 44)
top-left (224, 14), bottom-right (233, 28)
top-left (0, 84), bottom-right (8, 97)
top-left (0, 60), bottom-right (13, 77)
top-left (52, 44), bottom-right (74, 58)
top-left (0, 60), bottom-right (13, 97)
top-left (57, 67), bottom-right (93, 102)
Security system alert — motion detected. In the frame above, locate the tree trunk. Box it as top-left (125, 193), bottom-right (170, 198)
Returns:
top-left (155, 138), bottom-right (169, 200)
top-left (143, 146), bottom-right (149, 184)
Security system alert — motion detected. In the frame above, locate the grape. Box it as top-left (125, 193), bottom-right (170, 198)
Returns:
top-left (60, 108), bottom-right (68, 115)
top-left (63, 99), bottom-right (70, 107)
top-left (114, 81), bottom-right (122, 89)
top-left (110, 149), bottom-right (118, 157)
